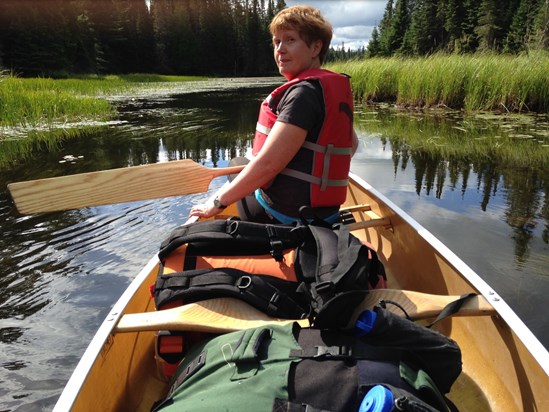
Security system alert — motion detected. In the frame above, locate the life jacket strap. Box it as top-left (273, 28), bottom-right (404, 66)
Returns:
top-left (302, 140), bottom-right (353, 156)
top-left (278, 141), bottom-right (352, 191)
top-left (278, 168), bottom-right (349, 188)
top-left (256, 121), bottom-right (271, 136)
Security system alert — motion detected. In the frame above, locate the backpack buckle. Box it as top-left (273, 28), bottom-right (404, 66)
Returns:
top-left (236, 276), bottom-right (252, 289)
top-left (269, 239), bottom-right (284, 262)
top-left (227, 220), bottom-right (239, 236)
top-left (314, 345), bottom-right (352, 358)
top-left (314, 281), bottom-right (335, 295)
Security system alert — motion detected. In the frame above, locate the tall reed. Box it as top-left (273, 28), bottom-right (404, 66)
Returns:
top-left (0, 74), bottom-right (205, 130)
top-left (0, 76), bottom-right (118, 128)
top-left (328, 51), bottom-right (549, 113)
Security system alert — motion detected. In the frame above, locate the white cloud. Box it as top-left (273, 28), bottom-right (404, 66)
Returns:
top-left (285, 0), bottom-right (387, 50)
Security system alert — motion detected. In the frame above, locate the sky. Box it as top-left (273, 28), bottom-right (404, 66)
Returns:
top-left (285, 1), bottom-right (388, 50)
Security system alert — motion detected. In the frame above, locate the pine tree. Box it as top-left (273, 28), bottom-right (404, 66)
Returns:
top-left (378, 0), bottom-right (395, 55)
top-left (532, 0), bottom-right (549, 49)
top-left (505, 0), bottom-right (543, 52)
top-left (407, 0), bottom-right (440, 55)
top-left (476, 0), bottom-right (508, 51)
top-left (387, 0), bottom-right (411, 54)
top-left (445, 0), bottom-right (466, 52)
top-left (367, 26), bottom-right (382, 57)
top-left (460, 0), bottom-right (480, 52)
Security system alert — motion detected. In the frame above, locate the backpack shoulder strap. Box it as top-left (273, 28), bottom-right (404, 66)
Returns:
top-left (158, 219), bottom-right (309, 262)
top-left (153, 268), bottom-right (311, 319)
top-left (296, 224), bottom-right (382, 327)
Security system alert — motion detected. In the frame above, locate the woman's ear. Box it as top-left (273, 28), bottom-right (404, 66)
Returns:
top-left (311, 39), bottom-right (323, 58)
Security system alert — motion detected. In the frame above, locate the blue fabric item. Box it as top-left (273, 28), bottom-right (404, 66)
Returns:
top-left (355, 310), bottom-right (378, 336)
top-left (254, 189), bottom-right (339, 224)
top-left (359, 385), bottom-right (394, 412)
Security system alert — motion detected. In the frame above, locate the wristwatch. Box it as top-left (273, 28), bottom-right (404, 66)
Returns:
top-left (213, 195), bottom-right (227, 209)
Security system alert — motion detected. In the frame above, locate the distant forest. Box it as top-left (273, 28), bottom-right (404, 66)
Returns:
top-left (0, 0), bottom-right (548, 78)
top-left (367, 0), bottom-right (549, 56)
top-left (0, 0), bottom-right (288, 77)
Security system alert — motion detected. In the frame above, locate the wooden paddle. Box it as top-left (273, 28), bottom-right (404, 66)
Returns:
top-left (114, 289), bottom-right (495, 334)
top-left (8, 160), bottom-right (245, 214)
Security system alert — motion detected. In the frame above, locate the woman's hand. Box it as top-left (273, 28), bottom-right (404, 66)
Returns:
top-left (189, 200), bottom-right (223, 219)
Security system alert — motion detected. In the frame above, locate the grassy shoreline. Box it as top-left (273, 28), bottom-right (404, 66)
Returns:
top-left (0, 74), bottom-right (205, 130)
top-left (328, 51), bottom-right (549, 113)
top-left (2, 52), bottom-right (548, 132)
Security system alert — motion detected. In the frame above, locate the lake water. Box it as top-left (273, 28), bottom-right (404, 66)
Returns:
top-left (0, 79), bottom-right (547, 410)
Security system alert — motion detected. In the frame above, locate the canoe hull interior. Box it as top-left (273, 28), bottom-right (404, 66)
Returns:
top-left (54, 174), bottom-right (549, 412)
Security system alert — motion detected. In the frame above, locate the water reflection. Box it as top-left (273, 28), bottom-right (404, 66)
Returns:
top-left (355, 105), bottom-right (548, 266)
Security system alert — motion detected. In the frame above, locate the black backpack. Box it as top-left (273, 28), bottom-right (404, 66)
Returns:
top-left (153, 218), bottom-right (386, 328)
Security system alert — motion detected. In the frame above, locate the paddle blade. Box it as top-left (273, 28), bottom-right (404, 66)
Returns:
top-left (8, 160), bottom-right (244, 214)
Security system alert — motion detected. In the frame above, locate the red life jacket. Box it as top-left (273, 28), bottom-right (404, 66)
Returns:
top-left (252, 68), bottom-right (354, 208)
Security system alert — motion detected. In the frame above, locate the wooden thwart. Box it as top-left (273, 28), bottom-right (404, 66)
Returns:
top-left (340, 203), bottom-right (392, 231)
top-left (114, 289), bottom-right (495, 334)
top-left (346, 217), bottom-right (391, 231)
top-left (8, 160), bottom-right (245, 214)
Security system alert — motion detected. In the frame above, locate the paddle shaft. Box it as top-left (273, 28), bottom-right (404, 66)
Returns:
top-left (8, 160), bottom-right (245, 214)
top-left (114, 290), bottom-right (495, 334)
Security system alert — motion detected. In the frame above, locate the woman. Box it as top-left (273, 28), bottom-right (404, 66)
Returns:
top-left (190, 5), bottom-right (358, 224)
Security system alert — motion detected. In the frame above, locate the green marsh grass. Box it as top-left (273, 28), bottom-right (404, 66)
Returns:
top-left (328, 51), bottom-right (549, 113)
top-left (0, 74), bottom-right (205, 129)
top-left (0, 73), bottom-right (206, 165)
top-left (0, 76), bottom-right (116, 128)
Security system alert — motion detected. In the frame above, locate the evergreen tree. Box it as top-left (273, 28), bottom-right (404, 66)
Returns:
top-left (1, 0), bottom-right (73, 76)
top-left (460, 0), bottom-right (480, 52)
top-left (198, 0), bottom-right (236, 74)
top-left (505, 0), bottom-right (543, 52)
top-left (87, 0), bottom-right (155, 74)
top-left (367, 26), bottom-right (382, 57)
top-left (378, 0), bottom-right (395, 55)
top-left (406, 0), bottom-right (440, 55)
top-left (387, 0), bottom-right (411, 54)
top-left (532, 0), bottom-right (549, 49)
top-left (476, 0), bottom-right (507, 51)
top-left (2, 0), bottom-right (547, 76)
top-left (445, 0), bottom-right (465, 52)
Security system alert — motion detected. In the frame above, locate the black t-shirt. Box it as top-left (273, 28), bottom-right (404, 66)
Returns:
top-left (260, 79), bottom-right (338, 218)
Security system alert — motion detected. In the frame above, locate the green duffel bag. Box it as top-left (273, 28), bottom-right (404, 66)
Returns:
top-left (152, 308), bottom-right (461, 412)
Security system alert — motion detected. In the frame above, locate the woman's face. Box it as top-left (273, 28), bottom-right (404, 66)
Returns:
top-left (272, 28), bottom-right (322, 80)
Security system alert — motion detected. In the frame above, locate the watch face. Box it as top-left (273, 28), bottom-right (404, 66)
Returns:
top-left (214, 196), bottom-right (226, 209)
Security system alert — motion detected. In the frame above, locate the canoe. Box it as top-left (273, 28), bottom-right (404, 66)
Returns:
top-left (52, 172), bottom-right (549, 412)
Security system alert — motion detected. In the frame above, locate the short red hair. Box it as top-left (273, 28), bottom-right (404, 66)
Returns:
top-left (269, 5), bottom-right (333, 64)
